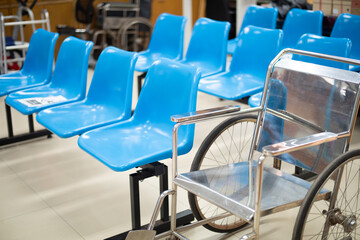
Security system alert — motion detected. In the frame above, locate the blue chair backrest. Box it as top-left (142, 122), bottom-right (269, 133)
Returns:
top-left (331, 13), bottom-right (360, 61)
top-left (281, 8), bottom-right (323, 49)
top-left (184, 18), bottom-right (230, 72)
top-left (133, 59), bottom-right (201, 152)
top-left (21, 29), bottom-right (59, 82)
top-left (240, 5), bottom-right (278, 33)
top-left (49, 37), bottom-right (93, 100)
top-left (230, 26), bottom-right (283, 77)
top-left (86, 47), bottom-right (138, 119)
top-left (147, 13), bottom-right (187, 59)
top-left (293, 34), bottom-right (351, 70)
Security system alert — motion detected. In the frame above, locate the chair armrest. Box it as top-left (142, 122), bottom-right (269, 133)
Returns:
top-left (262, 132), bottom-right (342, 157)
top-left (171, 105), bottom-right (241, 123)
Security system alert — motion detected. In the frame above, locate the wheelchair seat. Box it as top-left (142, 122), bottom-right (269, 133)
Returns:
top-left (0, 29), bottom-right (58, 97)
top-left (36, 47), bottom-right (137, 138)
top-left (5, 37), bottom-right (93, 115)
top-left (78, 59), bottom-right (200, 171)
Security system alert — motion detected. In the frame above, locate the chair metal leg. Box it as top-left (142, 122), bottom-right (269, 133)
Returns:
top-left (105, 162), bottom-right (193, 240)
top-left (5, 103), bottom-right (13, 137)
top-left (137, 72), bottom-right (147, 97)
top-left (28, 114), bottom-right (35, 133)
top-left (1, 103), bottom-right (52, 147)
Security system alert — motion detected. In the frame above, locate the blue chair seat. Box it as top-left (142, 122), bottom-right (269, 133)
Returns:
top-left (5, 37), bottom-right (93, 115)
top-left (135, 51), bottom-right (172, 72)
top-left (36, 47), bottom-right (137, 138)
top-left (0, 72), bottom-right (46, 97)
top-left (180, 18), bottom-right (230, 78)
top-left (248, 92), bottom-right (262, 107)
top-left (6, 84), bottom-right (77, 115)
top-left (37, 101), bottom-right (126, 138)
top-left (181, 60), bottom-right (223, 78)
top-left (0, 29), bottom-right (58, 97)
top-left (79, 120), bottom-right (177, 171)
top-left (199, 72), bottom-right (264, 100)
top-left (78, 59), bottom-right (200, 172)
top-left (135, 13), bottom-right (187, 72)
top-left (227, 5), bottom-right (278, 55)
top-left (248, 34), bottom-right (351, 107)
top-left (227, 39), bottom-right (237, 55)
top-left (199, 26), bottom-right (283, 100)
top-left (330, 13), bottom-right (360, 72)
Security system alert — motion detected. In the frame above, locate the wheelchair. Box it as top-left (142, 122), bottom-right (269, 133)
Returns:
top-left (127, 49), bottom-right (360, 239)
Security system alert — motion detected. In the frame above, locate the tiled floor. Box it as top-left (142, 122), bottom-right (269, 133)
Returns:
top-left (1, 68), bottom-right (360, 240)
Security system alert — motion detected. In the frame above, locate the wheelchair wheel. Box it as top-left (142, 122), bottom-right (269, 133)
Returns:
top-left (117, 17), bottom-right (152, 52)
top-left (188, 114), bottom-right (259, 233)
top-left (293, 149), bottom-right (360, 240)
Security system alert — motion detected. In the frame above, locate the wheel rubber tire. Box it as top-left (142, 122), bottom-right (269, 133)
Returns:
top-left (293, 149), bottom-right (360, 240)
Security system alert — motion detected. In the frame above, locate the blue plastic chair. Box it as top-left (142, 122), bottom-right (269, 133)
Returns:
top-left (36, 47), bottom-right (138, 138)
top-left (248, 34), bottom-right (352, 107)
top-left (331, 13), bottom-right (360, 71)
top-left (281, 8), bottom-right (323, 49)
top-left (199, 26), bottom-right (283, 100)
top-left (78, 59), bottom-right (201, 172)
top-left (0, 29), bottom-right (59, 97)
top-left (227, 5), bottom-right (278, 54)
top-left (180, 17), bottom-right (230, 78)
top-left (135, 13), bottom-right (187, 72)
top-left (5, 37), bottom-right (93, 115)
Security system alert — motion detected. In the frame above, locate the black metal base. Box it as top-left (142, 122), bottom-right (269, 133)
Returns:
top-left (1, 103), bottom-right (52, 147)
top-left (105, 210), bottom-right (194, 240)
top-left (137, 72), bottom-right (147, 97)
top-left (294, 166), bottom-right (317, 180)
top-left (105, 162), bottom-right (194, 240)
top-left (0, 129), bottom-right (52, 147)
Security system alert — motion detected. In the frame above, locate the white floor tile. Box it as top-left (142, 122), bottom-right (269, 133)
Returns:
top-left (0, 208), bottom-right (83, 240)
top-left (0, 159), bottom-right (48, 221)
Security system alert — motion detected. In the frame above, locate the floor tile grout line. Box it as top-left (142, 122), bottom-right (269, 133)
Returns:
top-left (2, 158), bottom-right (86, 240)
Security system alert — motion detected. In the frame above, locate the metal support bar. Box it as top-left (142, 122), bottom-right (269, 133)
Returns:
top-left (0, 129), bottom-right (52, 147)
top-left (129, 162), bottom-right (169, 230)
top-left (105, 210), bottom-right (193, 240)
top-left (28, 114), bottom-right (35, 133)
top-left (137, 72), bottom-right (147, 97)
top-left (5, 103), bottom-right (13, 138)
top-left (2, 103), bottom-right (52, 147)
top-left (106, 162), bottom-right (193, 240)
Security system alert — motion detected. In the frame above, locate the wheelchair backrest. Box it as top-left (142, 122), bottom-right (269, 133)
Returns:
top-left (256, 59), bottom-right (360, 174)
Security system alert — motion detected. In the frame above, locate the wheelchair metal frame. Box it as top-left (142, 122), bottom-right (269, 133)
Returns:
top-left (139, 49), bottom-right (360, 240)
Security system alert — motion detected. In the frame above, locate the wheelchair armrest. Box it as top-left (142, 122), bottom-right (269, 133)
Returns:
top-left (262, 132), bottom-right (348, 157)
top-left (171, 105), bottom-right (241, 123)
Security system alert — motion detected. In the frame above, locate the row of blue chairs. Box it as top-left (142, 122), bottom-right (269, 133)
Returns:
top-left (1, 9), bottom-right (359, 171)
top-left (228, 6), bottom-right (360, 66)
top-left (0, 28), bottom-right (201, 171)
